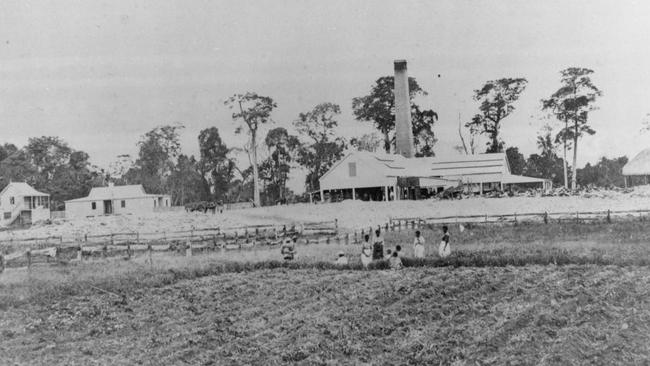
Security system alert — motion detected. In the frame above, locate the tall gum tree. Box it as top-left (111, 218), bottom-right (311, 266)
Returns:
top-left (225, 92), bottom-right (277, 207)
top-left (542, 68), bottom-right (601, 190)
top-left (467, 78), bottom-right (528, 153)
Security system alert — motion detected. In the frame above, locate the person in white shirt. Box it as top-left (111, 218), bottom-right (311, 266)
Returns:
top-left (360, 234), bottom-right (372, 268)
top-left (413, 230), bottom-right (425, 258)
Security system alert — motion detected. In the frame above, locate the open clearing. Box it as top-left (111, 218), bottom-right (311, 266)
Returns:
top-left (1, 265), bottom-right (649, 365)
top-left (5, 187), bottom-right (650, 241)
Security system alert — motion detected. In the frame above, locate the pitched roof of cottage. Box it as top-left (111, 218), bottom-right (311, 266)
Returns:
top-left (64, 184), bottom-right (169, 203)
top-left (622, 148), bottom-right (650, 176)
top-left (0, 182), bottom-right (49, 197)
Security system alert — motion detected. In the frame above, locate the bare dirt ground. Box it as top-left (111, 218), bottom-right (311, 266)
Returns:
top-left (5, 186), bottom-right (650, 242)
top-left (1, 265), bottom-right (648, 365)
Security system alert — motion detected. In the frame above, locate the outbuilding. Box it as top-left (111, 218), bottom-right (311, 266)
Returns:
top-left (64, 183), bottom-right (171, 219)
top-left (622, 148), bottom-right (650, 187)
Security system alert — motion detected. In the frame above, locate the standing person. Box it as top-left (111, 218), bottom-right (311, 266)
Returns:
top-left (413, 230), bottom-right (425, 258)
top-left (361, 234), bottom-right (372, 268)
top-left (438, 226), bottom-right (451, 258)
top-left (372, 229), bottom-right (384, 260)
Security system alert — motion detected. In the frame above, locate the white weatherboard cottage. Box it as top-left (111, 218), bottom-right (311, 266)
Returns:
top-left (0, 182), bottom-right (50, 227)
top-left (64, 183), bottom-right (171, 219)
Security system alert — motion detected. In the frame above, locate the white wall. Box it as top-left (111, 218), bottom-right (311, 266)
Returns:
top-left (320, 154), bottom-right (397, 191)
top-left (0, 185), bottom-right (50, 226)
top-left (65, 195), bottom-right (171, 220)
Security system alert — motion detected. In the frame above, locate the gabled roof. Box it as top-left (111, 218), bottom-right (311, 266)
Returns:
top-left (623, 148), bottom-right (650, 176)
top-left (65, 184), bottom-right (169, 203)
top-left (0, 182), bottom-right (49, 197)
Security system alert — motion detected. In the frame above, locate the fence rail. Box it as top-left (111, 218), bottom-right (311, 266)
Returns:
top-left (0, 219), bottom-right (345, 272)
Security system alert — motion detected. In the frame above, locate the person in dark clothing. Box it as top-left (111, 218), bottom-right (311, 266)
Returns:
top-left (372, 229), bottom-right (384, 260)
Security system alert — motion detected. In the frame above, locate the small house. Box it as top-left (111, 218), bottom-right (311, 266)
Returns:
top-left (0, 182), bottom-right (50, 227)
top-left (64, 183), bottom-right (171, 219)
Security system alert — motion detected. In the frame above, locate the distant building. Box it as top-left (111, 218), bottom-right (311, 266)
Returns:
top-left (622, 148), bottom-right (650, 187)
top-left (0, 182), bottom-right (50, 227)
top-left (318, 151), bottom-right (551, 201)
top-left (64, 183), bottom-right (171, 219)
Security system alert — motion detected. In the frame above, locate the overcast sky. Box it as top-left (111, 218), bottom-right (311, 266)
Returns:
top-left (1, 0), bottom-right (650, 192)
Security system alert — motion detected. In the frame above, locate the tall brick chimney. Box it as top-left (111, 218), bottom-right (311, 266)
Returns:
top-left (394, 60), bottom-right (414, 158)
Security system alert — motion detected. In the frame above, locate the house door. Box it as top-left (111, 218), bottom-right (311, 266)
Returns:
top-left (103, 200), bottom-right (113, 215)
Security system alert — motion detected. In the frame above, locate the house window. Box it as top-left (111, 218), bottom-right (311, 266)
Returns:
top-left (348, 162), bottom-right (357, 177)
top-left (91, 202), bottom-right (96, 210)
top-left (121, 200), bottom-right (126, 208)
top-left (165, 199), bottom-right (169, 207)
top-left (154, 199), bottom-right (157, 207)
top-left (9, 197), bottom-right (14, 205)
top-left (3, 212), bottom-right (10, 219)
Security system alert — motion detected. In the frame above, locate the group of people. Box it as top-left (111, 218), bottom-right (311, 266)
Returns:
top-left (340, 225), bottom-right (452, 270)
top-left (281, 225), bottom-right (452, 270)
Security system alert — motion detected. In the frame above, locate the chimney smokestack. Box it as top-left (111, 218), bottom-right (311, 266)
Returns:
top-left (394, 60), bottom-right (414, 158)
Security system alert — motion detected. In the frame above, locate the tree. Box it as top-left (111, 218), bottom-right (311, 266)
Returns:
top-left (0, 149), bottom-right (38, 190)
top-left (135, 124), bottom-right (185, 194)
top-left (260, 127), bottom-right (298, 204)
top-left (294, 103), bottom-right (347, 193)
top-left (168, 154), bottom-right (206, 205)
top-left (506, 147), bottom-right (526, 175)
top-left (26, 136), bottom-right (72, 186)
top-left (467, 78), bottom-right (528, 153)
top-left (225, 92), bottom-right (276, 207)
top-left (523, 127), bottom-right (566, 187)
top-left (350, 133), bottom-right (383, 152)
top-left (352, 76), bottom-right (437, 154)
top-left (198, 127), bottom-right (236, 202)
top-left (542, 68), bottom-right (601, 190)
top-left (412, 106), bottom-right (438, 157)
top-left (577, 156), bottom-right (628, 188)
top-left (0, 143), bottom-right (18, 163)
top-left (108, 154), bottom-right (135, 185)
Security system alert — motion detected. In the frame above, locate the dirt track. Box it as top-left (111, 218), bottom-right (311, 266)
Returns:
top-left (2, 265), bottom-right (648, 365)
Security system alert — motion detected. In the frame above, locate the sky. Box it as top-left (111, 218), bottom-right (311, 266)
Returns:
top-left (1, 0), bottom-right (650, 193)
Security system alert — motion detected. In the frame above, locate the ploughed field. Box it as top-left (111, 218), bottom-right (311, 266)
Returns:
top-left (1, 265), bottom-right (649, 365)
top-left (2, 221), bottom-right (650, 365)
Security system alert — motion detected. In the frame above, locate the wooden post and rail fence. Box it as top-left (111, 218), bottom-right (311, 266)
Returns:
top-left (1, 208), bottom-right (649, 272)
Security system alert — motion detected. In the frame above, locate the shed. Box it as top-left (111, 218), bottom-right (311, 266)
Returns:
top-left (622, 148), bottom-right (650, 187)
top-left (64, 183), bottom-right (171, 219)
top-left (318, 151), bottom-right (551, 201)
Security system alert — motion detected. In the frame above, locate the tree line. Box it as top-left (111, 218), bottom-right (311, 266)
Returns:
top-left (0, 66), bottom-right (633, 208)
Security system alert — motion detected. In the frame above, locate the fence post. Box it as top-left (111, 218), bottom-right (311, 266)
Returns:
top-left (110, 233), bottom-right (114, 246)
top-left (607, 209), bottom-right (611, 224)
top-left (354, 231), bottom-right (358, 244)
top-left (335, 219), bottom-right (338, 233)
top-left (77, 240), bottom-right (83, 261)
top-left (102, 243), bottom-right (108, 259)
top-left (326, 236), bottom-right (330, 244)
top-left (186, 239), bottom-right (192, 257)
top-left (514, 213), bottom-right (518, 226)
top-left (485, 214), bottom-right (488, 223)
top-left (126, 241), bottom-right (131, 260)
top-left (27, 250), bottom-right (31, 271)
top-left (544, 212), bottom-right (548, 225)
top-left (576, 211), bottom-right (579, 224)
top-left (345, 233), bottom-right (349, 245)
top-left (147, 244), bottom-right (153, 266)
